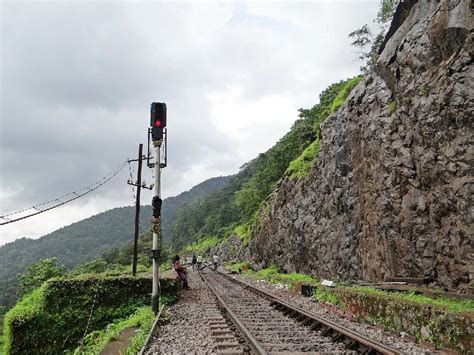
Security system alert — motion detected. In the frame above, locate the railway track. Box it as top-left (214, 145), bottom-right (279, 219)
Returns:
top-left (200, 268), bottom-right (402, 355)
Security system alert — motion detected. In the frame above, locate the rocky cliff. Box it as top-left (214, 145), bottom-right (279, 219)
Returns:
top-left (249, 0), bottom-right (473, 289)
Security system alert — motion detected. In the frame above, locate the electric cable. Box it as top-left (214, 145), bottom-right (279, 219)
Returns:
top-left (0, 160), bottom-right (128, 226)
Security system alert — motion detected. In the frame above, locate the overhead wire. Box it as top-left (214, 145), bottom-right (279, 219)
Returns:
top-left (0, 160), bottom-right (128, 226)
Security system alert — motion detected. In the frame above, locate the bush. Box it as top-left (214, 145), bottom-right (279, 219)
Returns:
top-left (330, 76), bottom-right (363, 113)
top-left (182, 236), bottom-right (220, 255)
top-left (286, 138), bottom-right (321, 180)
top-left (3, 275), bottom-right (179, 354)
top-left (74, 306), bottom-right (155, 354)
top-left (18, 258), bottom-right (65, 297)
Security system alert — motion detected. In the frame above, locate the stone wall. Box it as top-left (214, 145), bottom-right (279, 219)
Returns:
top-left (249, 0), bottom-right (473, 289)
top-left (335, 289), bottom-right (474, 353)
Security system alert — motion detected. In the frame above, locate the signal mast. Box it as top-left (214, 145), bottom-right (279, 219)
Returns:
top-left (148, 102), bottom-right (167, 314)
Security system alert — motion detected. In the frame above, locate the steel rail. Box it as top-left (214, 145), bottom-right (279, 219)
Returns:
top-left (218, 270), bottom-right (401, 355)
top-left (138, 303), bottom-right (165, 355)
top-left (199, 270), bottom-right (268, 355)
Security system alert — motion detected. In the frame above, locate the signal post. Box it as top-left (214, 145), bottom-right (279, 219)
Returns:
top-left (149, 102), bottom-right (167, 314)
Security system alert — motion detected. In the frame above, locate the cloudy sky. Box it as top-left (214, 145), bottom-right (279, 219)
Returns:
top-left (0, 0), bottom-right (378, 246)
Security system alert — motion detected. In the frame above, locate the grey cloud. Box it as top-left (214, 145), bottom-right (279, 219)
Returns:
top-left (1, 1), bottom-right (378, 243)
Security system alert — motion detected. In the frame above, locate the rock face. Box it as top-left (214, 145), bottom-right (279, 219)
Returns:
top-left (211, 233), bottom-right (249, 263)
top-left (249, 0), bottom-right (473, 289)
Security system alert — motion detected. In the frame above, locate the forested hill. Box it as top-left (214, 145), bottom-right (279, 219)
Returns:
top-left (162, 175), bottom-right (232, 241)
top-left (170, 78), bottom-right (360, 252)
top-left (0, 175), bottom-right (230, 312)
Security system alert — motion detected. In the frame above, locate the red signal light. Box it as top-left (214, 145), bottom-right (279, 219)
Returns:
top-left (154, 120), bottom-right (161, 127)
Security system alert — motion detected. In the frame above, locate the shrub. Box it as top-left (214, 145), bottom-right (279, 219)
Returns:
top-left (182, 236), bottom-right (220, 255)
top-left (3, 275), bottom-right (179, 354)
top-left (286, 138), bottom-right (321, 180)
top-left (74, 306), bottom-right (156, 354)
top-left (330, 76), bottom-right (363, 113)
top-left (18, 258), bottom-right (65, 297)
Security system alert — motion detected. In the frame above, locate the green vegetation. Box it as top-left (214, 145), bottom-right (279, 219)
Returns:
top-left (182, 236), bottom-right (221, 255)
top-left (285, 76), bottom-right (362, 181)
top-left (286, 138), bottom-right (321, 180)
top-left (313, 285), bottom-right (474, 313)
top-left (0, 176), bottom-right (230, 317)
top-left (2, 275), bottom-right (179, 354)
top-left (345, 286), bottom-right (474, 313)
top-left (2, 286), bottom-right (46, 354)
top-left (313, 285), bottom-right (473, 352)
top-left (226, 261), bottom-right (254, 273)
top-left (74, 306), bottom-right (156, 355)
top-left (389, 98), bottom-right (398, 113)
top-left (170, 116), bottom-right (317, 251)
top-left (349, 0), bottom-right (399, 72)
top-left (172, 77), bottom-right (361, 253)
top-left (313, 286), bottom-right (341, 306)
top-left (18, 258), bottom-right (65, 297)
top-left (330, 76), bottom-right (363, 113)
top-left (228, 263), bottom-right (316, 290)
top-left (233, 215), bottom-right (258, 247)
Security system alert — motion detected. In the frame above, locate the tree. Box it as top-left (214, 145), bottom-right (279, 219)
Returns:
top-left (349, 0), bottom-right (399, 72)
top-left (18, 258), bottom-right (65, 297)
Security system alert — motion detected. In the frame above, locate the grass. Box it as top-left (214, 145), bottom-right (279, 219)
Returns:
top-left (233, 219), bottom-right (254, 247)
top-left (286, 138), bottom-right (321, 180)
top-left (226, 261), bottom-right (253, 273)
top-left (74, 306), bottom-right (156, 354)
top-left (228, 263), bottom-right (316, 290)
top-left (182, 236), bottom-right (220, 255)
top-left (330, 76), bottom-right (363, 113)
top-left (313, 286), bottom-right (341, 306)
top-left (389, 98), bottom-right (397, 113)
top-left (345, 286), bottom-right (474, 313)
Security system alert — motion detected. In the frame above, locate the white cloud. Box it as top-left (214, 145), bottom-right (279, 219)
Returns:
top-left (0, 0), bottom-right (379, 245)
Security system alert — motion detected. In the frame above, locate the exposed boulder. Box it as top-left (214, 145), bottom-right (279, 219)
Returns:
top-left (210, 233), bottom-right (249, 263)
top-left (249, 0), bottom-right (473, 289)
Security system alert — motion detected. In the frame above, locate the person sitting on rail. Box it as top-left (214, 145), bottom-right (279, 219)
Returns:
top-left (172, 255), bottom-right (189, 289)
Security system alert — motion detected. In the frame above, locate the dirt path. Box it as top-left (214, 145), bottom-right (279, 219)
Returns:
top-left (100, 327), bottom-right (138, 355)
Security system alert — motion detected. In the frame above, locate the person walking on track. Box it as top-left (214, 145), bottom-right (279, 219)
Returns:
top-left (192, 253), bottom-right (197, 270)
top-left (213, 254), bottom-right (219, 271)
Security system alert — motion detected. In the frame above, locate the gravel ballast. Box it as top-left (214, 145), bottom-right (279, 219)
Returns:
top-left (145, 270), bottom-right (222, 354)
top-left (145, 266), bottom-right (435, 354)
top-left (229, 271), bottom-right (435, 354)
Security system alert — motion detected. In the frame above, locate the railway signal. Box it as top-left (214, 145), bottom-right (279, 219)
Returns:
top-left (150, 102), bottom-right (167, 141)
top-left (149, 101), bottom-right (167, 314)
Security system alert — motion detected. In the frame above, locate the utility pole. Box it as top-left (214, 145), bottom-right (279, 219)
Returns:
top-left (149, 102), bottom-right (167, 314)
top-left (132, 144), bottom-right (143, 276)
top-left (127, 144), bottom-right (152, 276)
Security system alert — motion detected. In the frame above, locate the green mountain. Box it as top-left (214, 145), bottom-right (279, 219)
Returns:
top-left (0, 175), bottom-right (231, 312)
top-left (170, 79), bottom-right (357, 252)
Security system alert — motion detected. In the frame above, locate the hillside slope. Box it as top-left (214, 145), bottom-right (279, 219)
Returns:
top-left (0, 175), bottom-right (230, 311)
top-left (250, 0), bottom-right (473, 289)
top-left (169, 79), bottom-right (357, 252)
